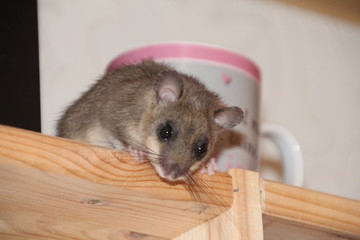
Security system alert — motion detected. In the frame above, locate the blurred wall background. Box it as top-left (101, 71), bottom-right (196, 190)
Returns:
top-left (38, 0), bottom-right (360, 200)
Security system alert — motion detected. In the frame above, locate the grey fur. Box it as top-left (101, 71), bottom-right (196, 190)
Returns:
top-left (57, 60), bottom-right (243, 180)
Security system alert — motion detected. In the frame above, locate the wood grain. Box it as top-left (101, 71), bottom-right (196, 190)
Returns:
top-left (230, 169), bottom-right (263, 239)
top-left (262, 180), bottom-right (360, 239)
top-left (174, 169), bottom-right (263, 240)
top-left (1, 125), bottom-right (360, 240)
top-left (0, 125), bottom-right (233, 239)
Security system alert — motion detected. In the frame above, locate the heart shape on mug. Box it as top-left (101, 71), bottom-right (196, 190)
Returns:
top-left (221, 74), bottom-right (232, 85)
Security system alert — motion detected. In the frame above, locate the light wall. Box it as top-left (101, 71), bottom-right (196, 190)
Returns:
top-left (38, 0), bottom-right (360, 200)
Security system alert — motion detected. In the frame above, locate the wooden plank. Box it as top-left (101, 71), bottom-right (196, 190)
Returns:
top-left (172, 208), bottom-right (234, 239)
top-left (230, 169), bottom-right (263, 239)
top-left (0, 125), bottom-right (233, 239)
top-left (0, 165), bottom-right (168, 240)
top-left (263, 215), bottom-right (358, 240)
top-left (173, 168), bottom-right (263, 240)
top-left (2, 125), bottom-right (360, 239)
top-left (262, 180), bottom-right (360, 239)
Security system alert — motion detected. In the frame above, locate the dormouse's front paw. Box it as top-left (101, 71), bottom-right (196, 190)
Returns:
top-left (125, 146), bottom-right (145, 163)
top-left (199, 158), bottom-right (219, 176)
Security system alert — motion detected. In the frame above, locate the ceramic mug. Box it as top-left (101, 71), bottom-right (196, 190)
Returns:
top-left (107, 42), bottom-right (304, 186)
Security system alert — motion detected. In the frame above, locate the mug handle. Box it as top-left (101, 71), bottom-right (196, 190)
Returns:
top-left (261, 123), bottom-right (304, 187)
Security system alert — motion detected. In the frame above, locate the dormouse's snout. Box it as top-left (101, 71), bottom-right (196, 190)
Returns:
top-left (153, 120), bottom-right (206, 181)
top-left (157, 161), bottom-right (187, 181)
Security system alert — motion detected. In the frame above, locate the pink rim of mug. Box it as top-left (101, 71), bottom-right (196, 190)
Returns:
top-left (106, 43), bottom-right (261, 82)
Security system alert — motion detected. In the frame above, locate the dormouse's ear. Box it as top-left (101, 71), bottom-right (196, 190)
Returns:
top-left (155, 71), bottom-right (183, 104)
top-left (214, 106), bottom-right (244, 129)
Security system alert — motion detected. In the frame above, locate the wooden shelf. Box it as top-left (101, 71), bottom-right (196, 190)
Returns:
top-left (0, 125), bottom-right (359, 239)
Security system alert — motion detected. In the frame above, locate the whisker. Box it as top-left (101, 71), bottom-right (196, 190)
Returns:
top-left (183, 169), bottom-right (237, 239)
top-left (91, 135), bottom-right (164, 164)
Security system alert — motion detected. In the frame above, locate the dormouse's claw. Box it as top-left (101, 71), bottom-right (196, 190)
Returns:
top-left (209, 158), bottom-right (219, 171)
top-left (199, 165), bottom-right (207, 174)
top-left (206, 162), bottom-right (215, 176)
top-left (125, 146), bottom-right (145, 163)
top-left (199, 158), bottom-right (218, 176)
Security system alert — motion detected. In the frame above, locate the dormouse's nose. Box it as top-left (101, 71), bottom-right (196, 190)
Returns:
top-left (163, 163), bottom-right (186, 181)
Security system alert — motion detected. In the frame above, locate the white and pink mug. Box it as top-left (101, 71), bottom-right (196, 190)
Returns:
top-left (107, 42), bottom-right (304, 186)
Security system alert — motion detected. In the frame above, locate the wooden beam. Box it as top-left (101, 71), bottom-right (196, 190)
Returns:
top-left (262, 180), bottom-right (360, 239)
top-left (1, 125), bottom-right (360, 239)
top-left (0, 125), bottom-right (233, 239)
top-left (174, 169), bottom-right (263, 240)
top-left (230, 169), bottom-right (263, 239)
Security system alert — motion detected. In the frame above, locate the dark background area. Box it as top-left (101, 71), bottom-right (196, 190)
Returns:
top-left (0, 0), bottom-right (41, 132)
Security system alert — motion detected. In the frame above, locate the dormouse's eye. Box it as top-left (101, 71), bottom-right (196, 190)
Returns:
top-left (194, 138), bottom-right (209, 160)
top-left (157, 122), bottom-right (174, 142)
